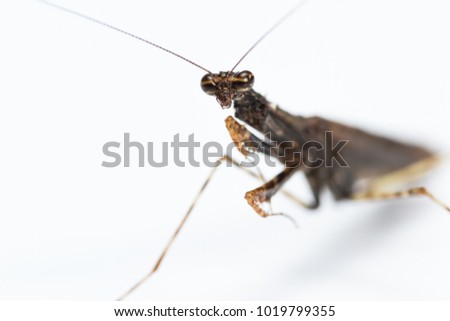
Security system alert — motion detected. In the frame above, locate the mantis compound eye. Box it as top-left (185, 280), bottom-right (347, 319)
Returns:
top-left (231, 70), bottom-right (254, 92)
top-left (200, 74), bottom-right (216, 95)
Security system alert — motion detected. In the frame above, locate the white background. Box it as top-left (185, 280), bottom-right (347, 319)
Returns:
top-left (1, 0), bottom-right (450, 300)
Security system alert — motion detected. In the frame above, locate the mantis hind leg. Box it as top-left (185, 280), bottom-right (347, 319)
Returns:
top-left (323, 155), bottom-right (449, 211)
top-left (351, 187), bottom-right (449, 212)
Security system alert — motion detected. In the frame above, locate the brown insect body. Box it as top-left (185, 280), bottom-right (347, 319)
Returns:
top-left (210, 73), bottom-right (438, 215)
